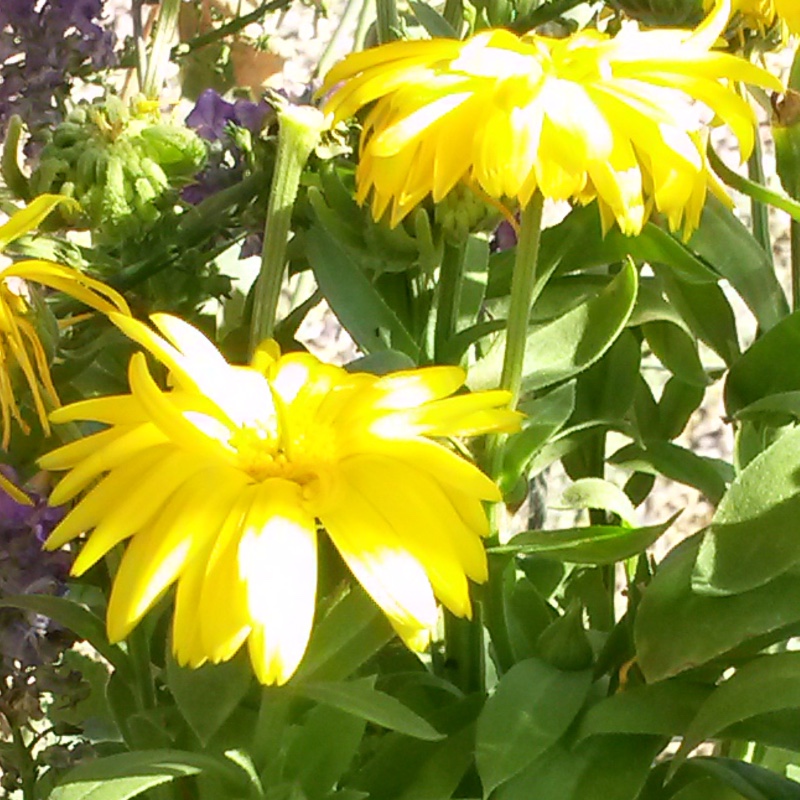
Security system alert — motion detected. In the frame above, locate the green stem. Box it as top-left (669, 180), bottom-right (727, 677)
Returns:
top-left (249, 103), bottom-right (326, 355)
top-left (375, 0), bottom-right (400, 43)
top-left (499, 193), bottom-right (545, 409)
top-left (792, 219), bottom-right (800, 311)
top-left (354, 0), bottom-right (376, 51)
top-left (132, 0), bottom-right (147, 95)
top-left (747, 132), bottom-right (773, 264)
top-left (443, 601), bottom-right (484, 694)
top-left (142, 0), bottom-right (182, 99)
top-left (434, 242), bottom-right (465, 363)
top-left (172, 0), bottom-right (292, 59)
top-left (316, 0), bottom-right (367, 79)
top-left (708, 145), bottom-right (800, 224)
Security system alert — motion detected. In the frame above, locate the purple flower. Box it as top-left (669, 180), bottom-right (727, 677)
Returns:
top-left (0, 469), bottom-right (70, 669)
top-left (0, 0), bottom-right (116, 138)
top-left (183, 90), bottom-right (271, 211)
top-left (232, 98), bottom-right (270, 134)
top-left (492, 218), bottom-right (518, 252)
top-left (186, 89), bottom-right (271, 142)
top-left (186, 90), bottom-right (239, 142)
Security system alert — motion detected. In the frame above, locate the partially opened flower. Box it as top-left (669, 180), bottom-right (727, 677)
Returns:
top-left (0, 195), bottom-right (130, 465)
top-left (41, 314), bottom-right (521, 685)
top-left (319, 0), bottom-right (781, 237)
top-left (702, 0), bottom-right (800, 35)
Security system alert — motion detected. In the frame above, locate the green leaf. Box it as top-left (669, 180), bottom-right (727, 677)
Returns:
top-left (394, 723), bottom-right (475, 800)
top-left (555, 478), bottom-right (637, 526)
top-left (577, 680), bottom-right (712, 740)
top-left (609, 442), bottom-right (732, 505)
top-left (635, 535), bottom-right (800, 682)
top-left (475, 657), bottom-right (592, 796)
top-left (735, 391), bottom-right (800, 423)
top-left (493, 735), bottom-right (663, 800)
top-left (673, 653), bottom-right (800, 772)
top-left (643, 321), bottom-right (710, 387)
top-left (470, 261), bottom-right (638, 393)
top-left (345, 350), bottom-right (416, 375)
top-left (491, 515), bottom-right (676, 565)
top-left (500, 381), bottom-right (576, 494)
top-left (295, 678), bottom-right (443, 741)
top-left (725, 310), bottom-right (800, 416)
top-left (658, 378), bottom-right (706, 441)
top-left (50, 749), bottom-right (247, 800)
top-left (294, 587), bottom-right (393, 683)
top-left (688, 194), bottom-right (789, 332)
top-left (0, 595), bottom-right (131, 681)
top-left (689, 758), bottom-right (800, 800)
top-left (546, 204), bottom-right (719, 286)
top-left (306, 224), bottom-right (419, 358)
top-left (693, 426), bottom-right (800, 596)
top-left (166, 649), bottom-right (253, 747)
top-left (656, 268), bottom-right (740, 366)
top-left (572, 330), bottom-right (641, 424)
top-left (283, 703), bottom-right (366, 800)
top-left (409, 1), bottom-right (459, 36)
top-left (666, 777), bottom-right (748, 800)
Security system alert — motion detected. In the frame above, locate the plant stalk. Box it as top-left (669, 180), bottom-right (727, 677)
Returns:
top-left (375, 0), bottom-right (400, 43)
top-left (249, 103), bottom-right (327, 355)
top-left (434, 241), bottom-right (465, 363)
top-left (142, 0), bottom-right (182, 99)
top-left (499, 192), bottom-right (545, 410)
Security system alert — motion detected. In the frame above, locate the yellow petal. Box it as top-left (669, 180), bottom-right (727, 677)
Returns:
top-left (106, 468), bottom-right (246, 642)
top-left (0, 195), bottom-right (77, 251)
top-left (45, 445), bottom-right (170, 550)
top-left (240, 479), bottom-right (318, 685)
top-left (341, 457), bottom-right (473, 617)
top-left (71, 448), bottom-right (207, 575)
top-left (322, 476), bottom-right (439, 636)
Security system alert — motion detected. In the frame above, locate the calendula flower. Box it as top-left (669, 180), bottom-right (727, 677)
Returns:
top-left (0, 196), bottom-right (129, 503)
top-left (319, 0), bottom-right (781, 237)
top-left (703, 0), bottom-right (800, 35)
top-left (41, 313), bottom-right (520, 685)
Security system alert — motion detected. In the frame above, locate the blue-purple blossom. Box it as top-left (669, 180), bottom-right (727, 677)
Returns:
top-left (186, 89), bottom-right (271, 142)
top-left (0, 470), bottom-right (70, 669)
top-left (183, 90), bottom-right (271, 258)
top-left (0, 0), bottom-right (116, 137)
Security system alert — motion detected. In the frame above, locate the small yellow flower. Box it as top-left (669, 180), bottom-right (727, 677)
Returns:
top-left (0, 196), bottom-right (129, 503)
top-left (319, 0), bottom-right (781, 238)
top-left (41, 313), bottom-right (520, 685)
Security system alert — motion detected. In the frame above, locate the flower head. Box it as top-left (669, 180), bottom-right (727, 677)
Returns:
top-left (0, 195), bottom-right (130, 454)
top-left (41, 314), bottom-right (520, 685)
top-left (319, 0), bottom-right (781, 237)
top-left (702, 0), bottom-right (800, 35)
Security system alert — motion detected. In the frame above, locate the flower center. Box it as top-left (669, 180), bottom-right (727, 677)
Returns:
top-left (229, 422), bottom-right (334, 503)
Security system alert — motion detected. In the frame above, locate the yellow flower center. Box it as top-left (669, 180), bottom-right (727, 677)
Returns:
top-left (229, 420), bottom-right (335, 504)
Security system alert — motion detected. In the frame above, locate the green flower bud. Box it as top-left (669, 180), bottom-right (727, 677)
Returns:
top-left (29, 95), bottom-right (207, 238)
top-left (434, 183), bottom-right (503, 245)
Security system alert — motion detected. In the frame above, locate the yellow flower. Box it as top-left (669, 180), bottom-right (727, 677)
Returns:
top-left (41, 313), bottom-right (520, 685)
top-left (703, 0), bottom-right (800, 34)
top-left (319, 0), bottom-right (781, 237)
top-left (0, 196), bottom-right (129, 504)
